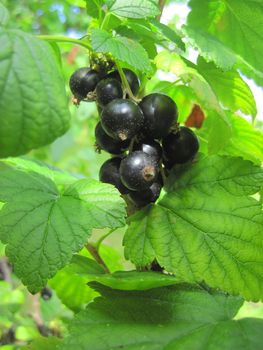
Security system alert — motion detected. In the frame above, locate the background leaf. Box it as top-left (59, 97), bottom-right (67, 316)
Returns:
top-left (197, 58), bottom-right (257, 119)
top-left (86, 270), bottom-right (180, 290)
top-left (199, 114), bottom-right (263, 165)
top-left (0, 29), bottom-right (70, 157)
top-left (0, 166), bottom-right (125, 292)
top-left (109, 0), bottom-right (159, 19)
top-left (58, 283), bottom-right (263, 350)
top-left (91, 28), bottom-right (151, 72)
top-left (0, 2), bottom-right (9, 26)
top-left (150, 18), bottom-right (185, 51)
top-left (124, 155), bottom-right (263, 301)
top-left (187, 0), bottom-right (263, 84)
top-left (155, 52), bottom-right (232, 152)
top-left (86, 0), bottom-right (103, 18)
top-left (183, 26), bottom-right (236, 71)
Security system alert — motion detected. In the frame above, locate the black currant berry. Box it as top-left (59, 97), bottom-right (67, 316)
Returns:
top-left (41, 287), bottom-right (52, 301)
top-left (120, 151), bottom-right (159, 191)
top-left (108, 69), bottom-right (140, 95)
top-left (139, 93), bottom-right (178, 139)
top-left (101, 99), bottom-right (144, 141)
top-left (96, 78), bottom-right (123, 106)
top-left (133, 139), bottom-right (162, 163)
top-left (129, 181), bottom-right (162, 207)
top-left (95, 122), bottom-right (129, 155)
top-left (69, 67), bottom-right (101, 100)
top-left (99, 157), bottom-right (130, 194)
top-left (163, 126), bottom-right (199, 165)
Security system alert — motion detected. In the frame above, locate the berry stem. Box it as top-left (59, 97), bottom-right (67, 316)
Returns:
top-left (128, 137), bottom-right (136, 154)
top-left (86, 243), bottom-right (110, 273)
top-left (160, 166), bottom-right (167, 184)
top-left (115, 60), bottom-right (141, 102)
top-left (37, 35), bottom-right (92, 50)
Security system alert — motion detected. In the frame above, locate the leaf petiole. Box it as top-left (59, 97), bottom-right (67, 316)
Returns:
top-left (95, 228), bottom-right (118, 250)
top-left (37, 35), bottom-right (92, 50)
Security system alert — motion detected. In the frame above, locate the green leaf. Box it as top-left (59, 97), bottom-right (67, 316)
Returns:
top-left (69, 255), bottom-right (106, 275)
top-left (197, 58), bottom-right (257, 119)
top-left (70, 255), bottom-right (179, 290)
top-left (155, 52), bottom-right (224, 117)
top-left (1, 157), bottom-right (77, 186)
top-left (86, 0), bottom-right (103, 18)
top-left (0, 166), bottom-right (125, 292)
top-left (199, 114), bottom-right (263, 165)
top-left (124, 155), bottom-right (263, 301)
top-left (220, 115), bottom-right (263, 164)
top-left (86, 271), bottom-right (180, 290)
top-left (50, 263), bottom-right (99, 312)
top-left (188, 0), bottom-right (263, 79)
top-left (26, 336), bottom-right (61, 350)
top-left (205, 112), bottom-right (232, 154)
top-left (238, 58), bottom-right (263, 87)
top-left (184, 26), bottom-right (236, 71)
top-left (0, 2), bottom-right (9, 26)
top-left (58, 284), bottom-right (263, 350)
top-left (0, 29), bottom-right (70, 157)
top-left (91, 28), bottom-right (151, 72)
top-left (155, 52), bottom-right (232, 152)
top-left (109, 0), bottom-right (160, 19)
top-left (150, 18), bottom-right (185, 51)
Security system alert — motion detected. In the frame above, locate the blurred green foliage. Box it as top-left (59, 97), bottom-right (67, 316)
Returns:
top-left (1, 1), bottom-right (263, 348)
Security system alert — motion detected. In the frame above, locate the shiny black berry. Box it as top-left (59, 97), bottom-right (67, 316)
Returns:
top-left (129, 181), bottom-right (162, 207)
top-left (139, 93), bottom-right (178, 139)
top-left (120, 151), bottom-right (159, 191)
top-left (101, 99), bottom-right (144, 141)
top-left (163, 126), bottom-right (199, 165)
top-left (108, 69), bottom-right (140, 95)
top-left (69, 67), bottom-right (101, 100)
top-left (133, 139), bottom-right (162, 163)
top-left (95, 122), bottom-right (129, 155)
top-left (41, 287), bottom-right (52, 301)
top-left (96, 78), bottom-right (123, 106)
top-left (99, 157), bottom-right (129, 194)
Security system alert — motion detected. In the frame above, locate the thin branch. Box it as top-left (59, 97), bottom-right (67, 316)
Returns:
top-left (29, 294), bottom-right (50, 336)
top-left (0, 257), bottom-right (12, 285)
top-left (86, 243), bottom-right (110, 273)
top-left (95, 228), bottom-right (117, 250)
top-left (157, 0), bottom-right (166, 21)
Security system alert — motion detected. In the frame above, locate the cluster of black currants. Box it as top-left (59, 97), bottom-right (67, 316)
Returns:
top-left (69, 66), bottom-right (199, 208)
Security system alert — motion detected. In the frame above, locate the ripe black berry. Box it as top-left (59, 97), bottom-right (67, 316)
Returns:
top-left (163, 126), bottom-right (199, 165)
top-left (41, 287), bottom-right (52, 301)
top-left (120, 151), bottom-right (159, 191)
top-left (99, 157), bottom-right (129, 194)
top-left (95, 122), bottom-right (129, 155)
top-left (101, 99), bottom-right (144, 141)
top-left (129, 181), bottom-right (162, 207)
top-left (69, 67), bottom-right (101, 100)
top-left (108, 69), bottom-right (140, 95)
top-left (139, 93), bottom-right (178, 139)
top-left (96, 78), bottom-right (123, 106)
top-left (133, 139), bottom-right (162, 163)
